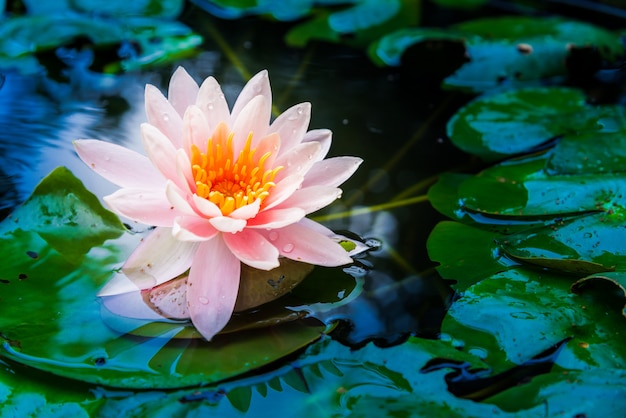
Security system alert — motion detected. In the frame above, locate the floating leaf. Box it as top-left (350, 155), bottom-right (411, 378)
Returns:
top-left (572, 271), bottom-right (626, 317)
top-left (370, 17), bottom-right (623, 92)
top-left (0, 13), bottom-right (201, 74)
top-left (285, 0), bottom-right (420, 48)
top-left (426, 221), bottom-right (517, 291)
top-left (443, 268), bottom-right (626, 374)
top-left (0, 167), bottom-right (353, 389)
top-left (0, 166), bottom-right (125, 261)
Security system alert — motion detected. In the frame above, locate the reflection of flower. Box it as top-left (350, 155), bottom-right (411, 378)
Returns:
top-left (75, 68), bottom-right (362, 340)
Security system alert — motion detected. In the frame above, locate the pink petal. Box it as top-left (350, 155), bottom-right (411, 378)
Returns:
top-left (277, 185), bottom-right (342, 214)
top-left (122, 227), bottom-right (197, 289)
top-left (298, 218), bottom-right (370, 257)
top-left (247, 207), bottom-right (305, 229)
top-left (252, 133), bottom-right (280, 169)
top-left (302, 156), bottom-right (363, 188)
top-left (223, 228), bottom-right (280, 270)
top-left (168, 67), bottom-right (199, 116)
top-left (302, 129), bottom-right (332, 160)
top-left (173, 215), bottom-right (219, 241)
top-left (74, 139), bottom-right (163, 189)
top-left (260, 223), bottom-right (352, 266)
top-left (229, 199), bottom-right (261, 220)
top-left (231, 95), bottom-right (271, 153)
top-left (141, 123), bottom-right (183, 188)
top-left (187, 237), bottom-right (241, 341)
top-left (175, 149), bottom-right (195, 192)
top-left (165, 181), bottom-right (197, 216)
top-left (196, 76), bottom-right (231, 131)
top-left (270, 102), bottom-right (311, 155)
top-left (231, 70), bottom-right (271, 123)
top-left (273, 141), bottom-right (322, 182)
top-left (182, 105), bottom-right (211, 154)
top-left (145, 84), bottom-right (183, 148)
top-left (209, 216), bottom-right (247, 233)
top-left (262, 174), bottom-right (304, 210)
top-left (104, 188), bottom-right (178, 226)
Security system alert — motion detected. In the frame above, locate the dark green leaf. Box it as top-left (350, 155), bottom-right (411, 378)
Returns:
top-left (0, 166), bottom-right (125, 261)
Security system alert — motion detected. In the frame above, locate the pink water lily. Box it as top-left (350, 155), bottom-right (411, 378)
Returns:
top-left (75, 68), bottom-right (362, 341)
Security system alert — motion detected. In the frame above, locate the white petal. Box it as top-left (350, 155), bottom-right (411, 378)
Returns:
top-left (273, 141), bottom-right (322, 182)
top-left (247, 207), bottom-right (305, 229)
top-left (270, 102), bottom-right (311, 155)
top-left (182, 105), bottom-right (211, 154)
top-left (168, 67), bottom-right (199, 116)
top-left (229, 198), bottom-right (261, 220)
top-left (145, 84), bottom-right (183, 148)
top-left (231, 69), bottom-right (271, 123)
top-left (104, 188), bottom-right (178, 226)
top-left (302, 129), bottom-right (332, 160)
top-left (209, 216), bottom-right (247, 233)
top-left (231, 95), bottom-right (271, 153)
top-left (122, 227), bottom-right (197, 289)
top-left (74, 139), bottom-right (163, 189)
top-left (302, 156), bottom-right (363, 188)
top-left (173, 216), bottom-right (219, 241)
top-left (141, 123), bottom-right (181, 187)
top-left (196, 76), bottom-right (231, 130)
top-left (276, 185), bottom-right (342, 214)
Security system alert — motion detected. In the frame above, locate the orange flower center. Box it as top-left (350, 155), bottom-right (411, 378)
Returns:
top-left (190, 125), bottom-right (282, 216)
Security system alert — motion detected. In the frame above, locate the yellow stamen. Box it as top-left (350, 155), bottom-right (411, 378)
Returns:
top-left (190, 123), bottom-right (282, 216)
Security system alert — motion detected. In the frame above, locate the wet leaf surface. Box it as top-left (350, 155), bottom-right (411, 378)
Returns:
top-left (0, 168), bottom-right (351, 389)
top-left (370, 16), bottom-right (623, 92)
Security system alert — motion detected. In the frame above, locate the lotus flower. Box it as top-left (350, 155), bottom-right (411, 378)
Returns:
top-left (74, 68), bottom-right (362, 340)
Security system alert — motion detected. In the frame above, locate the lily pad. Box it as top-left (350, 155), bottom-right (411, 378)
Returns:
top-left (447, 86), bottom-right (626, 162)
top-left (426, 221), bottom-right (517, 291)
top-left (572, 271), bottom-right (626, 317)
top-left (0, 167), bottom-right (350, 388)
top-left (21, 0), bottom-right (185, 18)
top-left (0, 166), bottom-right (125, 261)
top-left (443, 267), bottom-right (626, 374)
top-left (369, 16), bottom-right (623, 92)
top-left (0, 13), bottom-right (201, 74)
top-left (191, 0), bottom-right (419, 48)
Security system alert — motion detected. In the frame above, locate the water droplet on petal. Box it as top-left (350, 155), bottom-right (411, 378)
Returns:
top-left (198, 296), bottom-right (209, 305)
top-left (269, 231), bottom-right (279, 241)
top-left (163, 113), bottom-right (170, 122)
top-left (283, 243), bottom-right (294, 253)
top-left (296, 106), bottom-right (303, 115)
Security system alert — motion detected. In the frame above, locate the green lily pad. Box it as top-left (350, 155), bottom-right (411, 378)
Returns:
top-left (21, 0), bottom-right (184, 18)
top-left (0, 166), bottom-right (125, 262)
top-left (485, 367), bottom-right (626, 415)
top-left (192, 0), bottom-right (419, 48)
top-left (446, 87), bottom-right (588, 161)
top-left (447, 87), bottom-right (626, 162)
top-left (369, 16), bottom-right (622, 92)
top-left (572, 271), bottom-right (626, 317)
top-left (0, 167), bottom-right (351, 389)
top-left (501, 212), bottom-right (626, 274)
top-left (430, 0), bottom-right (487, 9)
top-left (0, 13), bottom-right (201, 74)
top-left (547, 131), bottom-right (626, 175)
top-left (443, 268), bottom-right (626, 374)
top-left (426, 221), bottom-right (517, 291)
top-left (285, 0), bottom-right (420, 48)
top-left (458, 151), bottom-right (626, 217)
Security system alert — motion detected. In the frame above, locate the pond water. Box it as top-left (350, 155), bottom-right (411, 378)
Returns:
top-left (2, 1), bottom-right (626, 416)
